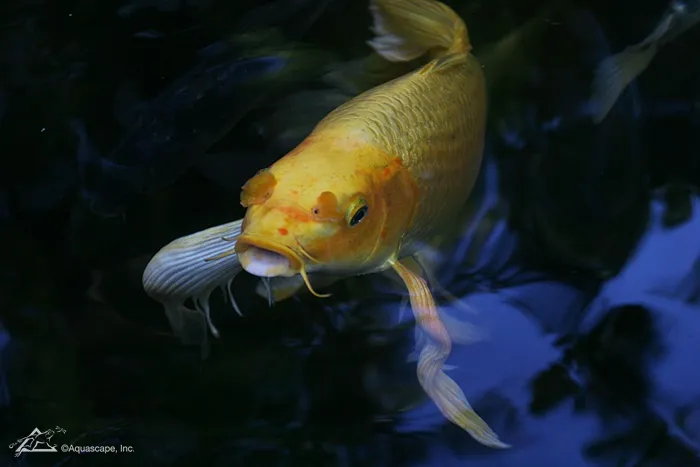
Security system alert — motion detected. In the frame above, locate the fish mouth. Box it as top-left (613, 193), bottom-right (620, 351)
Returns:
top-left (235, 235), bottom-right (302, 278)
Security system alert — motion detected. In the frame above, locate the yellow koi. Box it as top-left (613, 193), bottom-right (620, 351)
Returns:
top-left (144, 0), bottom-right (511, 448)
top-left (228, 0), bottom-right (506, 448)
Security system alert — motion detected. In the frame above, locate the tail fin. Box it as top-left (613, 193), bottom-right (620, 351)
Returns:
top-left (367, 0), bottom-right (471, 62)
top-left (142, 219), bottom-right (245, 355)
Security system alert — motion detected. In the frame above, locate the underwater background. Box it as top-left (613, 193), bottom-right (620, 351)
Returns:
top-left (2, 0), bottom-right (700, 465)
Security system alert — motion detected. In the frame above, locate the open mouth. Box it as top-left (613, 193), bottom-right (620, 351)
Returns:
top-left (235, 236), bottom-right (301, 278)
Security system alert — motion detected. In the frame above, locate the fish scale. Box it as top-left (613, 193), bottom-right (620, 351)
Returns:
top-left (314, 54), bottom-right (486, 254)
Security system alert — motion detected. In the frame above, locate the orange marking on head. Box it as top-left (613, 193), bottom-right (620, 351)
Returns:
top-left (312, 191), bottom-right (343, 222)
top-left (377, 157), bottom-right (404, 181)
top-left (278, 205), bottom-right (313, 223)
top-left (240, 169), bottom-right (277, 207)
top-left (278, 228), bottom-right (289, 236)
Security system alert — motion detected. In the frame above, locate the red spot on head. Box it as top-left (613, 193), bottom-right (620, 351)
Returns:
top-left (278, 228), bottom-right (289, 236)
top-left (380, 229), bottom-right (387, 240)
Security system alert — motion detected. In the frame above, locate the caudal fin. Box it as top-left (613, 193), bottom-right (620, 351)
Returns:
top-left (367, 0), bottom-right (471, 62)
top-left (142, 219), bottom-right (245, 355)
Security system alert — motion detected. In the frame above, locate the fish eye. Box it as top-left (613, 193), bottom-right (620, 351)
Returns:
top-left (348, 204), bottom-right (368, 227)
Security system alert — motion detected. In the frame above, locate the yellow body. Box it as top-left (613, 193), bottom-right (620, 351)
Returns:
top-left (231, 0), bottom-right (506, 448)
top-left (311, 51), bottom-right (486, 259)
top-left (235, 0), bottom-right (486, 280)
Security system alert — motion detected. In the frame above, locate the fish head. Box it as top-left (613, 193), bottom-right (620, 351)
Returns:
top-left (234, 139), bottom-right (418, 288)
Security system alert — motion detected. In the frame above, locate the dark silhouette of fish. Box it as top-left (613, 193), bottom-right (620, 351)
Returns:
top-left (72, 44), bottom-right (329, 217)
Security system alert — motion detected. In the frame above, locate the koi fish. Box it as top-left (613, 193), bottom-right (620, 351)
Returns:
top-left (590, 0), bottom-right (700, 123)
top-left (145, 0), bottom-right (508, 448)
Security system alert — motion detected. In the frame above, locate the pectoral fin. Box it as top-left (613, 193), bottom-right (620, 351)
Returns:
top-left (590, 43), bottom-right (658, 124)
top-left (391, 259), bottom-right (509, 449)
top-left (402, 254), bottom-right (486, 345)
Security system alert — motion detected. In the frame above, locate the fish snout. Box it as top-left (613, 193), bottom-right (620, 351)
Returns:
top-left (235, 235), bottom-right (302, 278)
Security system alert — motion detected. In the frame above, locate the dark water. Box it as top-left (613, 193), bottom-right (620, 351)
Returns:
top-left (1, 0), bottom-right (700, 465)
